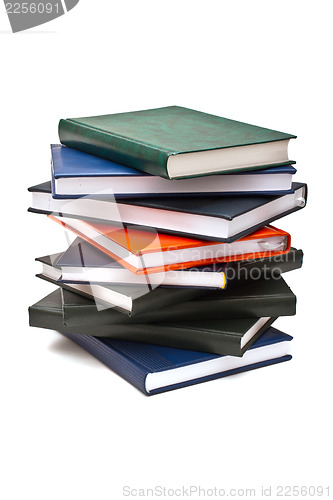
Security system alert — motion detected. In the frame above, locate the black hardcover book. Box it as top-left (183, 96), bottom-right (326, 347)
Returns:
top-left (59, 274), bottom-right (296, 326)
top-left (29, 289), bottom-right (277, 356)
top-left (28, 181), bottom-right (307, 242)
top-left (226, 247), bottom-right (303, 286)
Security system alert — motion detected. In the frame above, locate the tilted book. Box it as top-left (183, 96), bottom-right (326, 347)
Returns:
top-left (59, 327), bottom-right (293, 395)
top-left (47, 219), bottom-right (291, 275)
top-left (51, 144), bottom-right (296, 198)
top-left (35, 254), bottom-right (208, 316)
top-left (58, 275), bottom-right (296, 327)
top-left (58, 106), bottom-right (296, 179)
top-left (56, 241), bottom-right (301, 289)
top-left (55, 238), bottom-right (228, 289)
top-left (28, 289), bottom-right (276, 356)
top-left (28, 181), bottom-right (307, 241)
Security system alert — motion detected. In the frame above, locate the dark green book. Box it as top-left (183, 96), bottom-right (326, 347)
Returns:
top-left (29, 289), bottom-right (276, 356)
top-left (59, 274), bottom-right (296, 326)
top-left (226, 247), bottom-right (303, 286)
top-left (59, 106), bottom-right (295, 179)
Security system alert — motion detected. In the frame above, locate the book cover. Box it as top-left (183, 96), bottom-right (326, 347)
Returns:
top-left (28, 181), bottom-right (307, 242)
top-left (48, 217), bottom-right (291, 274)
top-left (226, 247), bottom-right (303, 286)
top-left (58, 106), bottom-right (296, 179)
top-left (28, 289), bottom-right (277, 356)
top-left (59, 275), bottom-right (296, 326)
top-left (51, 245), bottom-right (303, 289)
top-left (51, 144), bottom-right (296, 198)
top-left (35, 254), bottom-right (208, 316)
top-left (59, 327), bottom-right (293, 395)
top-left (55, 238), bottom-right (228, 289)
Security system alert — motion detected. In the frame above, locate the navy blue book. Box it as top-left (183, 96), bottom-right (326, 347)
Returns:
top-left (51, 144), bottom-right (296, 198)
top-left (59, 327), bottom-right (292, 395)
top-left (28, 181), bottom-right (307, 242)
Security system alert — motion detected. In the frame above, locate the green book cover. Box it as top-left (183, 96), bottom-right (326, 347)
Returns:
top-left (59, 106), bottom-right (296, 179)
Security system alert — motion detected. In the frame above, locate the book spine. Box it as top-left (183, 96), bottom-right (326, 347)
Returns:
top-left (58, 119), bottom-right (171, 179)
top-left (59, 331), bottom-right (149, 394)
top-left (29, 305), bottom-right (63, 329)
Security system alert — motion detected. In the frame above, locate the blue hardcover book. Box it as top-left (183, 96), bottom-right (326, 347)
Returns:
top-left (59, 327), bottom-right (292, 395)
top-left (55, 237), bottom-right (227, 289)
top-left (51, 144), bottom-right (296, 198)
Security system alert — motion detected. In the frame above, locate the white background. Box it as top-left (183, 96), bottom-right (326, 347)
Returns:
top-left (1, 1), bottom-right (332, 499)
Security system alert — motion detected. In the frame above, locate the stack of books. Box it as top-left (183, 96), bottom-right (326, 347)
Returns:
top-left (28, 106), bottom-right (307, 395)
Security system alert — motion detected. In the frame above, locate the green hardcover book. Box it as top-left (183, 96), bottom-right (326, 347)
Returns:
top-left (59, 106), bottom-right (296, 180)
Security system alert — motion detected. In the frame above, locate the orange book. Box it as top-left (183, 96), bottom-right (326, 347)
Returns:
top-left (48, 215), bottom-right (291, 275)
